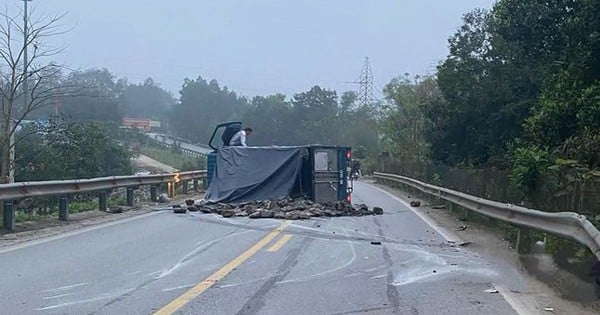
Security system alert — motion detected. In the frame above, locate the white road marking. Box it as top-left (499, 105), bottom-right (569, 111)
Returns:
top-left (42, 282), bottom-right (87, 293)
top-left (371, 185), bottom-right (459, 243)
top-left (161, 283), bottom-right (196, 292)
top-left (0, 211), bottom-right (163, 254)
top-left (155, 229), bottom-right (256, 279)
top-left (37, 288), bottom-right (135, 311)
top-left (42, 293), bottom-right (72, 300)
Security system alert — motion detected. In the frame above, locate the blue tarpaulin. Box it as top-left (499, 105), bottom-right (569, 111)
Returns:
top-left (204, 146), bottom-right (305, 203)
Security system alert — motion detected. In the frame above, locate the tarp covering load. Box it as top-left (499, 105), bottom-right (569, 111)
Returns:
top-left (205, 146), bottom-right (304, 203)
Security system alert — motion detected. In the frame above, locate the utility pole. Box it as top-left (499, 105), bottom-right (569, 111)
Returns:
top-left (347, 57), bottom-right (374, 107)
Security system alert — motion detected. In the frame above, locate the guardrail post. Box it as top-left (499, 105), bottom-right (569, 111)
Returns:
top-left (193, 179), bottom-right (199, 191)
top-left (99, 191), bottom-right (107, 211)
top-left (182, 181), bottom-right (188, 194)
top-left (150, 185), bottom-right (158, 202)
top-left (3, 200), bottom-right (15, 231)
top-left (58, 195), bottom-right (69, 221)
top-left (515, 228), bottom-right (522, 253)
top-left (167, 182), bottom-right (174, 198)
top-left (126, 187), bottom-right (134, 206)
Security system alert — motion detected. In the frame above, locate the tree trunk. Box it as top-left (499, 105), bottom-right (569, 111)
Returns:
top-left (0, 130), bottom-right (11, 184)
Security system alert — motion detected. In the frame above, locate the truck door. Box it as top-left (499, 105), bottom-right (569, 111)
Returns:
top-left (312, 148), bottom-right (339, 203)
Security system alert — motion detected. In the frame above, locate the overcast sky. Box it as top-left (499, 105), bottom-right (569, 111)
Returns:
top-left (23, 0), bottom-right (496, 99)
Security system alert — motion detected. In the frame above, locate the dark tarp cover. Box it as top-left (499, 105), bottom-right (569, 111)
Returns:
top-left (205, 146), bottom-right (305, 203)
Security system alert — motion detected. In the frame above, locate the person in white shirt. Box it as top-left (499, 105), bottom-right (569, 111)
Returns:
top-left (228, 127), bottom-right (252, 146)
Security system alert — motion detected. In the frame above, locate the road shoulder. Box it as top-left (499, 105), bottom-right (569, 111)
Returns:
top-left (371, 180), bottom-right (600, 315)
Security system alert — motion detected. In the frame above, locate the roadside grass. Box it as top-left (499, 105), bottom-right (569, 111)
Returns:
top-left (13, 195), bottom-right (129, 223)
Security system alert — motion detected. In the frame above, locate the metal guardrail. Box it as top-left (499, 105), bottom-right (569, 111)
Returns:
top-left (374, 172), bottom-right (600, 260)
top-left (1, 170), bottom-right (206, 231)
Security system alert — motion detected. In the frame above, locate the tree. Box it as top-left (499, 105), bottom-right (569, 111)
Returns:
top-left (119, 77), bottom-right (175, 121)
top-left (380, 75), bottom-right (440, 177)
top-left (242, 94), bottom-right (293, 145)
top-left (337, 91), bottom-right (380, 154)
top-left (0, 6), bottom-right (74, 183)
top-left (291, 86), bottom-right (339, 145)
top-left (16, 116), bottom-right (132, 181)
top-left (170, 77), bottom-right (248, 143)
top-left (58, 68), bottom-right (126, 123)
top-left (431, 8), bottom-right (534, 166)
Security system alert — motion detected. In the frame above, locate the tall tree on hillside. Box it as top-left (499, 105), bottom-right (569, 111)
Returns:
top-left (242, 94), bottom-right (293, 145)
top-left (433, 8), bottom-right (533, 166)
top-left (381, 75), bottom-right (441, 176)
top-left (119, 78), bottom-right (175, 121)
top-left (337, 91), bottom-right (380, 154)
top-left (0, 7), bottom-right (76, 183)
top-left (58, 68), bottom-right (126, 123)
top-left (170, 77), bottom-right (248, 143)
top-left (514, 0), bottom-right (600, 167)
top-left (291, 86), bottom-right (339, 145)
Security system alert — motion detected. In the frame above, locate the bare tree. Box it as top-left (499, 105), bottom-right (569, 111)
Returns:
top-left (0, 5), bottom-right (75, 183)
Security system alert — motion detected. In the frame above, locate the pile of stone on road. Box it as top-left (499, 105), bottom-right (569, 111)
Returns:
top-left (184, 198), bottom-right (384, 220)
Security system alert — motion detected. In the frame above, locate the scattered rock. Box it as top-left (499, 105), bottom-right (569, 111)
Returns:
top-left (111, 206), bottom-right (124, 214)
top-left (285, 211), bottom-right (299, 220)
top-left (457, 225), bottom-right (467, 231)
top-left (370, 241), bottom-right (382, 245)
top-left (187, 206), bottom-right (198, 212)
top-left (185, 199), bottom-right (195, 206)
top-left (410, 200), bottom-right (421, 207)
top-left (158, 193), bottom-right (170, 203)
top-left (249, 211), bottom-right (262, 219)
top-left (273, 212), bottom-right (286, 219)
top-left (431, 204), bottom-right (446, 209)
top-left (298, 211), bottom-right (311, 220)
top-left (221, 209), bottom-right (235, 218)
top-left (187, 197), bottom-right (386, 221)
top-left (484, 289), bottom-right (499, 294)
top-left (172, 205), bottom-right (186, 214)
top-left (458, 241), bottom-right (472, 247)
top-left (198, 207), bottom-right (212, 214)
top-left (260, 210), bottom-right (274, 218)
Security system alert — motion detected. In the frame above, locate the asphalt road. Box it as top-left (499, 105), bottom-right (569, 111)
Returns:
top-left (0, 181), bottom-right (526, 315)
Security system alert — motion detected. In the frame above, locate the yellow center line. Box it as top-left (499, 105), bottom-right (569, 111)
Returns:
top-left (153, 220), bottom-right (291, 315)
top-left (266, 234), bottom-right (293, 252)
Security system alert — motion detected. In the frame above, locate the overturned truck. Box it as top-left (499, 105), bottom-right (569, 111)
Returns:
top-left (203, 122), bottom-right (353, 204)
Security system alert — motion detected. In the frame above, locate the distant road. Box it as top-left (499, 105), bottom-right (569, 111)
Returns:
top-left (131, 154), bottom-right (178, 173)
top-left (146, 132), bottom-right (213, 155)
